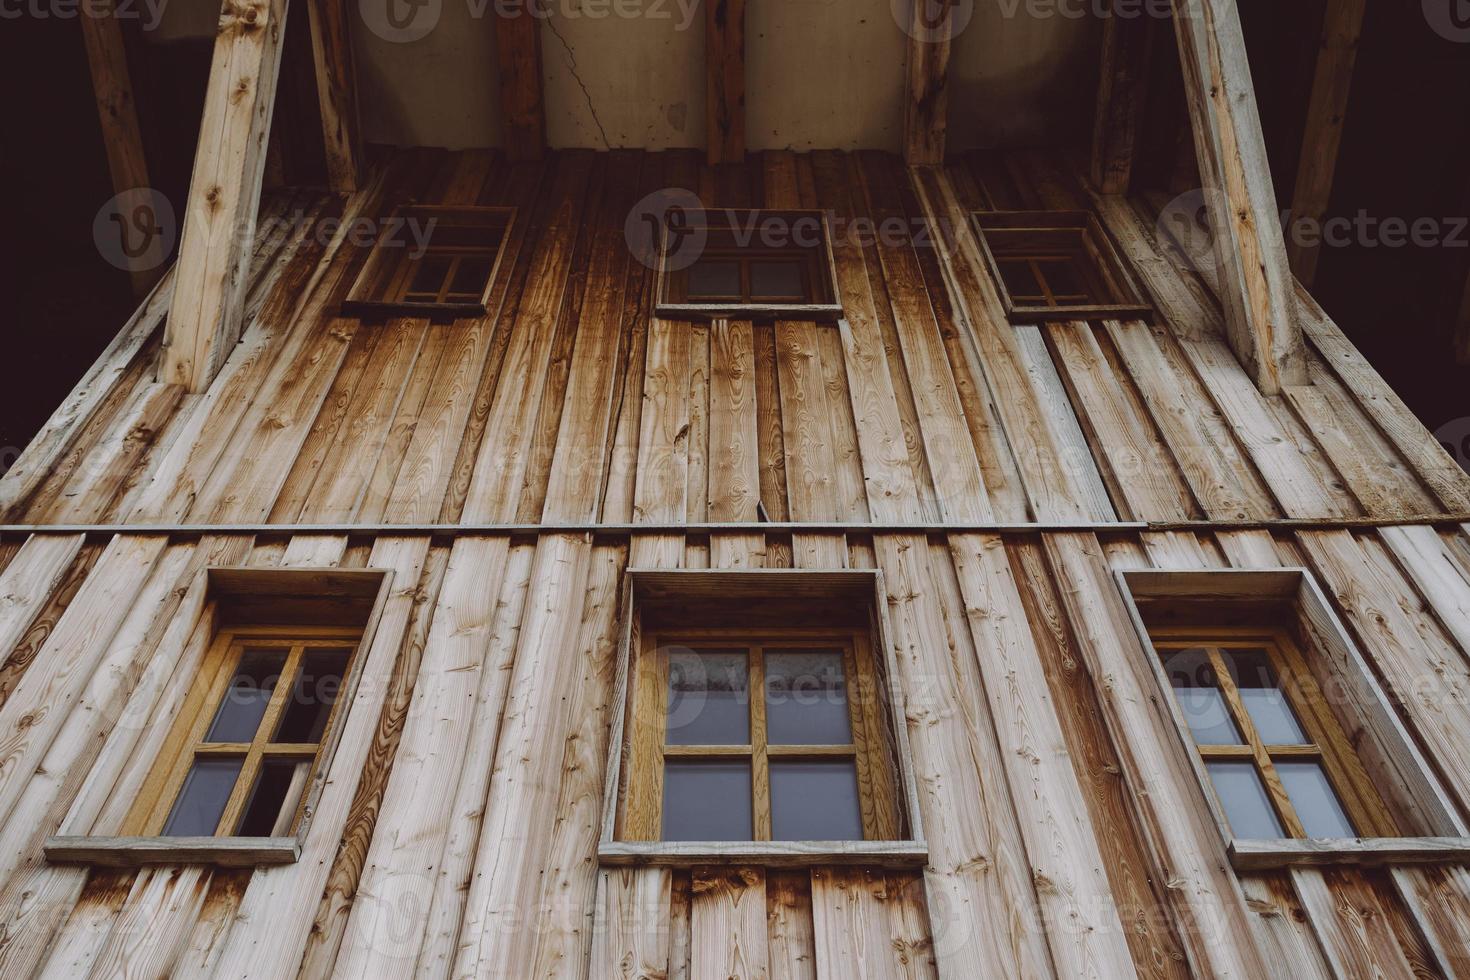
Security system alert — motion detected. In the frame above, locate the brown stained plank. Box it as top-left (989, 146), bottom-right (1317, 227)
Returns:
top-left (305, 0), bottom-right (360, 192)
top-left (1286, 0), bottom-right (1366, 287)
top-left (1041, 532), bottom-right (1271, 978)
top-left (901, 0), bottom-right (950, 166)
top-left (1391, 865), bottom-right (1470, 978)
top-left (708, 320), bottom-right (761, 526)
top-left (495, 1), bottom-right (545, 160)
top-left (1090, 7), bottom-right (1154, 194)
top-left (179, 868), bottom-right (251, 975)
top-left (915, 164), bottom-right (1100, 521)
top-left (598, 867), bottom-right (674, 980)
top-left (815, 327), bottom-right (871, 524)
top-left (1291, 868), bottom-right (1421, 980)
top-left (1045, 321), bottom-right (1197, 521)
top-left (753, 325), bottom-right (792, 525)
top-left (459, 152), bottom-right (597, 523)
top-left (29, 869), bottom-right (133, 978)
top-left (706, 0), bottom-right (745, 164)
top-left (1007, 538), bottom-right (1191, 979)
top-left (948, 533), bottom-right (1136, 977)
top-left (776, 322), bottom-right (841, 523)
top-left (691, 867), bottom-right (770, 980)
top-left (809, 152), bottom-right (924, 524)
top-left (80, 866), bottom-right (211, 979)
top-left (1104, 319), bottom-right (1279, 522)
top-left (767, 870), bottom-right (817, 980)
top-left (0, 536), bottom-right (89, 705)
top-left (1238, 873), bottom-right (1335, 980)
top-left (1285, 369), bottom-right (1441, 521)
top-left (543, 151), bottom-right (640, 520)
top-left (855, 155), bottom-right (993, 523)
top-left (294, 542), bottom-right (448, 977)
top-left (874, 534), bottom-right (1052, 978)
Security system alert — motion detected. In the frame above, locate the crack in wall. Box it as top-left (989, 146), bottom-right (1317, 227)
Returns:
top-left (545, 15), bottom-right (612, 150)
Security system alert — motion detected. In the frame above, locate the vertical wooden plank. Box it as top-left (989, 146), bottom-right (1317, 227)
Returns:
top-left (1042, 532), bottom-right (1272, 978)
top-left (1238, 873), bottom-right (1335, 980)
top-left (947, 533), bottom-right (1136, 977)
top-left (305, 0), bottom-right (361, 192)
top-left (691, 867), bottom-right (770, 980)
top-left (1391, 865), bottom-right (1470, 978)
top-left (706, 0), bottom-right (745, 164)
top-left (1090, 7), bottom-right (1154, 194)
top-left (901, 0), bottom-right (950, 165)
top-left (1291, 868), bottom-right (1420, 980)
top-left (767, 870), bottom-right (817, 980)
top-left (495, 1), bottom-right (545, 160)
top-left (162, 0), bottom-right (291, 391)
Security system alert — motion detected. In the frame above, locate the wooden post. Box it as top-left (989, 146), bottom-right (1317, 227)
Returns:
top-left (495, 0), bottom-right (546, 161)
top-left (79, 2), bottom-right (157, 298)
top-left (1170, 0), bottom-right (1307, 394)
top-left (1090, 5), bottom-right (1154, 194)
top-left (706, 0), bottom-right (745, 165)
top-left (903, 0), bottom-right (951, 166)
top-left (1286, 0), bottom-right (1365, 287)
top-left (306, 0), bottom-right (361, 192)
top-left (161, 0), bottom-right (291, 393)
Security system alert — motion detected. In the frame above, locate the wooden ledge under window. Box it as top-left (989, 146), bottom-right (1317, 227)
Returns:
top-left (45, 835), bottom-right (301, 868)
top-left (1229, 836), bottom-right (1470, 871)
top-left (653, 302), bottom-right (844, 323)
top-left (598, 839), bottom-right (929, 870)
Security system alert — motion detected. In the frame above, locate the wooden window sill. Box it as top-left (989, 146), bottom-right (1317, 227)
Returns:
top-left (655, 302), bottom-right (843, 322)
top-left (341, 299), bottom-right (488, 322)
top-left (1004, 302), bottom-right (1153, 324)
top-left (598, 839), bottom-right (928, 869)
top-left (1228, 837), bottom-right (1470, 871)
top-left (44, 835), bottom-right (301, 868)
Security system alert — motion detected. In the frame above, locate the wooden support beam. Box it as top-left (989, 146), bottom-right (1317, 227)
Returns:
top-left (495, 1), bottom-right (546, 161)
top-left (161, 0), bottom-right (291, 393)
top-left (902, 0), bottom-right (952, 165)
top-left (305, 0), bottom-right (361, 192)
top-left (1285, 0), bottom-right (1365, 288)
top-left (1170, 0), bottom-right (1307, 394)
top-left (1090, 6), bottom-right (1155, 194)
top-left (705, 0), bottom-right (745, 164)
top-left (79, 3), bottom-right (158, 298)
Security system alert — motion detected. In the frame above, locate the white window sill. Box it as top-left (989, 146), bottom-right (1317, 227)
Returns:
top-left (599, 839), bottom-right (928, 869)
top-left (45, 835), bottom-right (300, 868)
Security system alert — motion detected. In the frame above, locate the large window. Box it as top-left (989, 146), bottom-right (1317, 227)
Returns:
top-left (1154, 628), bottom-right (1394, 841)
top-left (600, 570), bottom-right (924, 867)
top-left (142, 627), bottom-right (362, 839)
top-left (635, 632), bottom-right (894, 843)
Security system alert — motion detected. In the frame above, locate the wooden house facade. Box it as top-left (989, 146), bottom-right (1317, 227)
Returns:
top-left (6, 0), bottom-right (1470, 977)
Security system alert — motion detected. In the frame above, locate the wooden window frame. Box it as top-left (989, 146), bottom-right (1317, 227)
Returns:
top-left (1116, 568), bottom-right (1470, 871)
top-left (971, 210), bottom-right (1152, 324)
top-left (45, 567), bottom-right (394, 869)
top-left (654, 209), bottom-right (844, 323)
top-left (598, 569), bottom-right (927, 869)
top-left (342, 205), bottom-right (515, 322)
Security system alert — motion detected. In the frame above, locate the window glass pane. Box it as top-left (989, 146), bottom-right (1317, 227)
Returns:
top-left (765, 650), bottom-right (852, 745)
top-left (273, 648), bottom-right (350, 745)
top-left (1277, 761), bottom-right (1356, 838)
top-left (666, 649), bottom-right (750, 745)
top-left (685, 260), bottom-right (741, 299)
top-left (162, 758), bottom-right (243, 837)
top-left (1221, 649), bottom-right (1307, 744)
top-left (1206, 760), bottom-right (1285, 839)
top-left (997, 258), bottom-right (1043, 299)
top-left (1041, 255), bottom-right (1086, 298)
top-left (749, 260), bottom-right (806, 300)
top-left (1163, 649), bottom-right (1242, 745)
top-left (235, 759), bottom-right (310, 837)
top-left (406, 254), bottom-right (451, 298)
top-left (447, 254), bottom-right (493, 298)
top-left (770, 760), bottom-right (864, 841)
top-left (205, 648), bottom-right (288, 743)
top-left (662, 760), bottom-right (752, 841)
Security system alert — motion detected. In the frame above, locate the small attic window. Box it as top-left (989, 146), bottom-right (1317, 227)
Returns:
top-left (656, 209), bottom-right (842, 321)
top-left (343, 206), bottom-right (514, 321)
top-left (972, 210), bottom-right (1150, 323)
